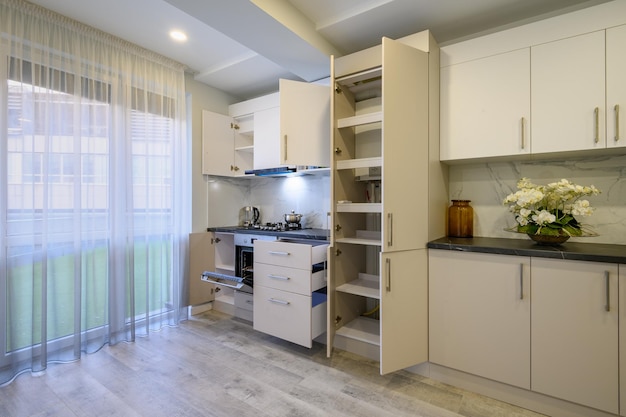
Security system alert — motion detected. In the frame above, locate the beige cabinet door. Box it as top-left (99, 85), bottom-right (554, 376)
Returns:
top-left (380, 249), bottom-right (427, 374)
top-left (429, 250), bottom-right (531, 388)
top-left (381, 37), bottom-right (429, 251)
top-left (531, 30), bottom-right (606, 153)
top-left (618, 264), bottom-right (626, 416)
top-left (201, 110), bottom-right (236, 176)
top-left (280, 79), bottom-right (330, 167)
top-left (188, 232), bottom-right (216, 306)
top-left (607, 24), bottom-right (626, 149)
top-left (440, 48), bottom-right (530, 161)
top-left (532, 258), bottom-right (618, 414)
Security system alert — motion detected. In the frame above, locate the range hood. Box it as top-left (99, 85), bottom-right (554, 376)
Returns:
top-left (245, 166), bottom-right (328, 177)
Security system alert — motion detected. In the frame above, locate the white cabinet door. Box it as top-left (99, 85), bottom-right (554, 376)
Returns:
top-left (607, 24), bottom-right (626, 149)
top-left (531, 258), bottom-right (618, 414)
top-left (429, 250), bottom-right (531, 389)
top-left (279, 79), bottom-right (330, 167)
top-left (253, 106), bottom-right (280, 169)
top-left (440, 48), bottom-right (530, 161)
top-left (201, 110), bottom-right (235, 176)
top-left (531, 31), bottom-right (606, 154)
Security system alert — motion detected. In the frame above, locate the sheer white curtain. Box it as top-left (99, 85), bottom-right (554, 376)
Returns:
top-left (0, 0), bottom-right (189, 385)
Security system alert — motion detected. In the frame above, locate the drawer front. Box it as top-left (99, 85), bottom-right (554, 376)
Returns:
top-left (254, 240), bottom-right (311, 269)
top-left (253, 286), bottom-right (312, 348)
top-left (254, 263), bottom-right (312, 294)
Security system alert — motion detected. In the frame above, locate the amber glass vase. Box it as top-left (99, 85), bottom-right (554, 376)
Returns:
top-left (448, 200), bottom-right (473, 237)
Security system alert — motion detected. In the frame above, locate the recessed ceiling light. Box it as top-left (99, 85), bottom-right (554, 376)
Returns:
top-left (169, 30), bottom-right (187, 42)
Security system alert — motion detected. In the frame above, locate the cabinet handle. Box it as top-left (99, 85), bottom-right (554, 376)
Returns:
top-left (615, 104), bottom-right (621, 142)
top-left (268, 298), bottom-right (290, 305)
top-left (283, 134), bottom-right (288, 162)
top-left (520, 117), bottom-right (525, 150)
top-left (594, 107), bottom-right (600, 143)
top-left (268, 274), bottom-right (290, 281)
top-left (605, 271), bottom-right (610, 312)
top-left (387, 213), bottom-right (393, 247)
top-left (519, 263), bottom-right (524, 300)
top-left (385, 258), bottom-right (391, 292)
top-left (268, 251), bottom-right (290, 256)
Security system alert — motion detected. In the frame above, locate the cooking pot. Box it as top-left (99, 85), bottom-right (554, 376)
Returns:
top-left (284, 210), bottom-right (302, 224)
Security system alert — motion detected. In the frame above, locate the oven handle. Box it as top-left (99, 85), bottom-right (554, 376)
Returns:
top-left (200, 271), bottom-right (244, 290)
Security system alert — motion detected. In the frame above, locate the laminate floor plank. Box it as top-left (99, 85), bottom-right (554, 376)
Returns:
top-left (0, 310), bottom-right (545, 417)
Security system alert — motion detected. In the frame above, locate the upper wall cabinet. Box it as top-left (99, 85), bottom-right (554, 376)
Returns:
top-left (531, 30), bottom-right (606, 154)
top-left (607, 24), bottom-right (626, 149)
top-left (254, 79), bottom-right (330, 170)
top-left (440, 48), bottom-right (530, 161)
top-left (201, 110), bottom-right (253, 176)
top-left (439, 3), bottom-right (626, 163)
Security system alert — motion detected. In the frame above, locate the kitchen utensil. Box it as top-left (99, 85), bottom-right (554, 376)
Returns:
top-left (242, 206), bottom-right (260, 226)
top-left (283, 210), bottom-right (302, 224)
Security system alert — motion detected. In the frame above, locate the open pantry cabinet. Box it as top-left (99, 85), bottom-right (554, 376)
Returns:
top-left (327, 33), bottom-right (445, 375)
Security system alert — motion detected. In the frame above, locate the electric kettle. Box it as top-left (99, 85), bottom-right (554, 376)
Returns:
top-left (242, 206), bottom-right (260, 227)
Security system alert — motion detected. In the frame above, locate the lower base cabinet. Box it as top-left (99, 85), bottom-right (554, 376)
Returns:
top-left (531, 258), bottom-right (618, 414)
top-left (253, 240), bottom-right (328, 348)
top-left (429, 250), bottom-right (620, 414)
top-left (429, 250), bottom-right (530, 389)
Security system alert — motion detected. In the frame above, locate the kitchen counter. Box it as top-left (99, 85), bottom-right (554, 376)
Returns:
top-left (428, 236), bottom-right (626, 264)
top-left (207, 226), bottom-right (330, 241)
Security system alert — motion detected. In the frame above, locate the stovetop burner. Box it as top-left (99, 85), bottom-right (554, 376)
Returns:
top-left (257, 222), bottom-right (304, 231)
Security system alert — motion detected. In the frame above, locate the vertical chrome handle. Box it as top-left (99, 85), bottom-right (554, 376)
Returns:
top-left (519, 263), bottom-right (524, 300)
top-left (520, 117), bottom-right (525, 150)
top-left (604, 271), bottom-right (610, 312)
top-left (594, 107), bottom-right (599, 143)
top-left (385, 258), bottom-right (391, 292)
top-left (615, 104), bottom-right (620, 142)
top-left (283, 134), bottom-right (288, 162)
top-left (387, 213), bottom-right (393, 247)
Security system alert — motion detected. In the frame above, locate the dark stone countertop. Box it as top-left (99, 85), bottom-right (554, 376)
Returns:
top-left (207, 226), bottom-right (330, 241)
top-left (427, 236), bottom-right (626, 264)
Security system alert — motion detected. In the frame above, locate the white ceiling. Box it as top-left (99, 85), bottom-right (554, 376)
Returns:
top-left (28, 0), bottom-right (612, 100)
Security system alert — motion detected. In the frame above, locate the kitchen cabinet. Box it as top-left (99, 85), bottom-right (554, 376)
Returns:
top-left (617, 264), bottom-right (626, 416)
top-left (253, 240), bottom-right (328, 348)
top-left (607, 24), bottom-right (626, 149)
top-left (429, 250), bottom-right (530, 389)
top-left (531, 30), bottom-right (606, 154)
top-left (531, 258), bottom-right (618, 414)
top-left (201, 110), bottom-right (253, 176)
top-left (440, 48), bottom-right (530, 161)
top-left (188, 232), bottom-right (235, 306)
top-left (328, 34), bottom-right (443, 374)
top-left (252, 79), bottom-right (330, 170)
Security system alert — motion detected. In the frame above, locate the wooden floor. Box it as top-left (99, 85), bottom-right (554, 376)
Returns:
top-left (0, 309), bottom-right (545, 417)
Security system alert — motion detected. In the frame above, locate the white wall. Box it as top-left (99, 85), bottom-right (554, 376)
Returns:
top-left (185, 72), bottom-right (239, 232)
top-left (448, 154), bottom-right (626, 245)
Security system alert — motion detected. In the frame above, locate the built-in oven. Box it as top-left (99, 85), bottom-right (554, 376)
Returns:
top-left (234, 233), bottom-right (277, 294)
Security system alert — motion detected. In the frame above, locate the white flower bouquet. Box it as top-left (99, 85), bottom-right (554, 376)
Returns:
top-left (503, 178), bottom-right (600, 237)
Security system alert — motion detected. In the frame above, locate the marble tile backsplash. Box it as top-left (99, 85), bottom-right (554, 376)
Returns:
top-left (448, 154), bottom-right (626, 245)
top-left (206, 173), bottom-right (331, 229)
